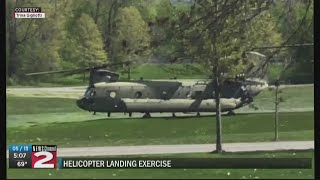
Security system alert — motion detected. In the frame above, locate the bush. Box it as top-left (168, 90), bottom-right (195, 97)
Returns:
top-left (7, 77), bottom-right (18, 86)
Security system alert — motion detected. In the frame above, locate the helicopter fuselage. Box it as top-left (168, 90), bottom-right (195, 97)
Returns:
top-left (76, 79), bottom-right (268, 114)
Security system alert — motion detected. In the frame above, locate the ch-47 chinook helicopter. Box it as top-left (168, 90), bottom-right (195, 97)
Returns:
top-left (26, 51), bottom-right (269, 118)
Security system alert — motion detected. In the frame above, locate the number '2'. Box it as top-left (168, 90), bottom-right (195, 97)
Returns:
top-left (33, 152), bottom-right (54, 168)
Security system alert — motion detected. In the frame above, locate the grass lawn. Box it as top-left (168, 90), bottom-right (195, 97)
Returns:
top-left (7, 150), bottom-right (314, 179)
top-left (6, 97), bottom-right (79, 115)
top-left (6, 82), bottom-right (314, 179)
top-left (239, 85), bottom-right (314, 112)
top-left (7, 111), bottom-right (314, 147)
top-left (6, 84), bottom-right (314, 128)
top-left (6, 84), bottom-right (314, 146)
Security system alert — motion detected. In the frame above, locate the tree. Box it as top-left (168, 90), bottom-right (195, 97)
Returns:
top-left (62, 13), bottom-right (107, 68)
top-left (112, 6), bottom-right (151, 63)
top-left (273, 81), bottom-right (280, 141)
top-left (7, 0), bottom-right (69, 79)
top-left (246, 12), bottom-right (282, 50)
top-left (150, 0), bottom-right (191, 63)
top-left (270, 0), bottom-right (313, 83)
top-left (99, 0), bottom-right (136, 63)
top-left (175, 0), bottom-right (275, 152)
top-left (7, 0), bottom-right (43, 77)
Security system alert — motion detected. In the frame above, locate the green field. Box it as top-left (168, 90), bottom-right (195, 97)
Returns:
top-left (6, 85), bottom-right (314, 128)
top-left (237, 85), bottom-right (314, 113)
top-left (7, 150), bottom-right (314, 179)
top-left (7, 85), bottom-right (314, 146)
top-left (7, 111), bottom-right (313, 147)
top-left (6, 85), bottom-right (314, 179)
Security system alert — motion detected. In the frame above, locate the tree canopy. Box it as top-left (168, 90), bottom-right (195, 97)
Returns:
top-left (62, 13), bottom-right (107, 68)
top-left (5, 0), bottom-right (313, 84)
top-left (112, 6), bottom-right (151, 63)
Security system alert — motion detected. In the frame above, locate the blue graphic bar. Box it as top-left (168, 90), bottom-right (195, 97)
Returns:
top-left (9, 144), bottom-right (32, 152)
top-left (59, 158), bottom-right (63, 169)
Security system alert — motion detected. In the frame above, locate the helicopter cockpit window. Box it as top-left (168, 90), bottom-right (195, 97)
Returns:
top-left (85, 88), bottom-right (96, 97)
top-left (134, 91), bottom-right (142, 98)
top-left (195, 81), bottom-right (208, 85)
top-left (161, 91), bottom-right (168, 99)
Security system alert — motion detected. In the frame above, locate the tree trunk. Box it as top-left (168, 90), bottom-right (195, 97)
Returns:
top-left (215, 76), bottom-right (222, 152)
top-left (94, 0), bottom-right (101, 24)
top-left (8, 0), bottom-right (18, 77)
top-left (274, 85), bottom-right (279, 141)
top-left (105, 0), bottom-right (117, 63)
top-left (127, 66), bottom-right (131, 80)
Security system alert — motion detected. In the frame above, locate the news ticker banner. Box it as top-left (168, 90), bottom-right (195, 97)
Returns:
top-left (59, 158), bottom-right (312, 169)
top-left (9, 145), bottom-right (57, 168)
top-left (14, 7), bottom-right (45, 19)
top-left (9, 144), bottom-right (312, 169)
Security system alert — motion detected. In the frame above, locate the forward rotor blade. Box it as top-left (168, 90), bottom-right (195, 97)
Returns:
top-left (250, 43), bottom-right (314, 50)
top-left (25, 68), bottom-right (89, 76)
top-left (25, 61), bottom-right (131, 76)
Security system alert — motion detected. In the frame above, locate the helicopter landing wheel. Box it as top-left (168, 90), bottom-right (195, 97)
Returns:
top-left (227, 111), bottom-right (236, 116)
top-left (143, 112), bottom-right (151, 118)
top-left (107, 112), bottom-right (111, 117)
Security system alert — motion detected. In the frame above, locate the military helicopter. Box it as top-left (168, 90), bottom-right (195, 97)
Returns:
top-left (26, 52), bottom-right (269, 118)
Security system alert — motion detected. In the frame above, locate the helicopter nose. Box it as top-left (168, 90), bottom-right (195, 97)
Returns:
top-left (76, 97), bottom-right (89, 110)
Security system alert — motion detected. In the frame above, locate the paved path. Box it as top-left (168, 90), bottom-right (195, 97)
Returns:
top-left (54, 141), bottom-right (313, 157)
top-left (6, 83), bottom-right (313, 92)
top-left (6, 86), bottom-right (86, 92)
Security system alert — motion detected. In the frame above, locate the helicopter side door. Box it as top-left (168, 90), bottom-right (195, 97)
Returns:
top-left (89, 86), bottom-right (122, 112)
top-left (103, 86), bottom-right (127, 112)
